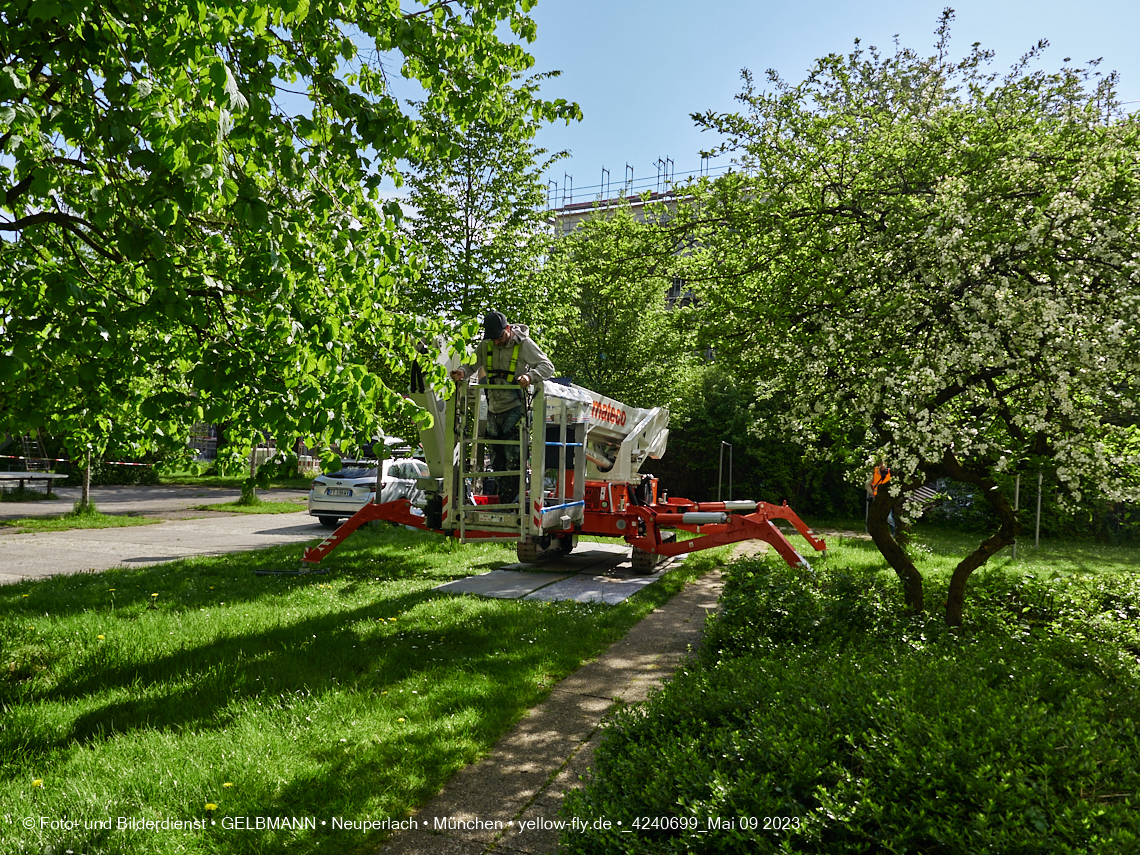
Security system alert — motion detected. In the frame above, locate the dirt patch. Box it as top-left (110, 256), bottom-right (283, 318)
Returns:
top-left (731, 540), bottom-right (770, 560)
top-left (730, 527), bottom-right (870, 562)
top-left (814, 527), bottom-right (872, 541)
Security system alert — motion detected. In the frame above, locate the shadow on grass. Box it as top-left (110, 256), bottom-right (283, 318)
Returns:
top-left (0, 526), bottom-right (512, 617)
top-left (2, 526), bottom-right (671, 749)
top-left (53, 590), bottom-right (438, 737)
top-left (9, 570), bottom-right (701, 729)
top-left (0, 520), bottom-right (717, 855)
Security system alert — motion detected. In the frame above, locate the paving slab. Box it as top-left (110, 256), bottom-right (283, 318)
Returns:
top-left (500, 542), bottom-right (630, 575)
top-left (378, 568), bottom-right (725, 855)
top-left (524, 553), bottom-right (685, 605)
top-left (522, 571), bottom-right (662, 605)
top-left (434, 569), bottom-right (573, 599)
top-left (434, 544), bottom-right (683, 605)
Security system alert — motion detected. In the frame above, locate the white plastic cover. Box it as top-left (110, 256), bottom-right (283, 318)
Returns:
top-left (542, 382), bottom-right (593, 424)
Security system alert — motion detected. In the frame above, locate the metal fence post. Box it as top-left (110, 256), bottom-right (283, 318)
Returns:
top-left (718, 441), bottom-right (733, 502)
top-left (1012, 474), bottom-right (1020, 560)
top-left (1035, 471), bottom-right (1043, 548)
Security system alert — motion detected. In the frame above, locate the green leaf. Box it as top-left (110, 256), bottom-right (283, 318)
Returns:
top-left (28, 0), bottom-right (62, 23)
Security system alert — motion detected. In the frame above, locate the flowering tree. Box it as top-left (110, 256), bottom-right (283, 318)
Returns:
top-left (686, 14), bottom-right (1140, 624)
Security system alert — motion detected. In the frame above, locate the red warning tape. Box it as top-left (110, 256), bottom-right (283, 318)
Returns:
top-left (0, 454), bottom-right (153, 467)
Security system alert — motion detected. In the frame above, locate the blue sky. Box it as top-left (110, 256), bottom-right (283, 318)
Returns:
top-left (524, 0), bottom-right (1140, 202)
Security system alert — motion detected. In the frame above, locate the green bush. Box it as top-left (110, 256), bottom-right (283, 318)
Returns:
top-left (560, 558), bottom-right (1140, 854)
top-left (59, 458), bottom-right (160, 487)
top-left (699, 560), bottom-right (906, 659)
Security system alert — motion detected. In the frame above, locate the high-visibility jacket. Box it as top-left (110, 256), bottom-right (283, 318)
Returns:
top-left (459, 324), bottom-right (555, 413)
top-left (485, 343), bottom-right (521, 384)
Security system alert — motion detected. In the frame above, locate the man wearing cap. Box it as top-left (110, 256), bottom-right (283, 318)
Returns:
top-left (449, 312), bottom-right (555, 504)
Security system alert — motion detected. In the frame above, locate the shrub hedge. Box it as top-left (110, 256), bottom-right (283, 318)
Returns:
top-left (560, 558), bottom-right (1140, 854)
top-left (58, 458), bottom-right (160, 487)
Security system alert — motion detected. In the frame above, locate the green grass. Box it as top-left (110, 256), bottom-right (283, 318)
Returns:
top-left (1, 524), bottom-right (725, 855)
top-left (813, 523), bottom-right (1140, 595)
top-left (195, 500), bottom-right (307, 515)
top-left (911, 524), bottom-right (1140, 576)
top-left (160, 471), bottom-right (314, 491)
top-left (1, 511), bottom-right (159, 534)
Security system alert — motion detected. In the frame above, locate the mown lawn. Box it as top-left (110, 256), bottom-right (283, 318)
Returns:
top-left (1, 523), bottom-right (724, 855)
top-left (193, 499), bottom-right (308, 515)
top-left (818, 524), bottom-right (1140, 593)
top-left (1, 511), bottom-right (160, 534)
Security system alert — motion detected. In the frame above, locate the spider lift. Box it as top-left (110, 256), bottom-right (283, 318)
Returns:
top-left (300, 344), bottom-right (825, 571)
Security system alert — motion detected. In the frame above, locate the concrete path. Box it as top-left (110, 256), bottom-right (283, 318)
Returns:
top-left (0, 484), bottom-right (305, 521)
top-left (0, 485), bottom-right (319, 584)
top-left (378, 568), bottom-right (725, 855)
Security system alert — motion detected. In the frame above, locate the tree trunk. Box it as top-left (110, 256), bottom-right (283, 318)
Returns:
top-left (374, 430), bottom-right (386, 505)
top-left (939, 451), bottom-right (1022, 626)
top-left (867, 488), bottom-right (924, 614)
top-left (215, 421), bottom-right (228, 462)
top-left (239, 439), bottom-right (258, 505)
top-left (81, 448), bottom-right (91, 508)
top-left (893, 493), bottom-right (912, 548)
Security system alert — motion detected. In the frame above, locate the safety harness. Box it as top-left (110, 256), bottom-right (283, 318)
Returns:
top-left (485, 343), bottom-right (521, 385)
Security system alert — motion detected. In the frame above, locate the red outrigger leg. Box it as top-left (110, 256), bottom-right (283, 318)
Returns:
top-left (301, 500), bottom-right (426, 565)
top-left (624, 501), bottom-right (826, 568)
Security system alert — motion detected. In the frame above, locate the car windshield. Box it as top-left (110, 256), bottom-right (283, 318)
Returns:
top-left (324, 468), bottom-right (377, 480)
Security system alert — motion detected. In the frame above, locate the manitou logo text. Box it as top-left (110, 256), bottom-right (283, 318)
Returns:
top-left (591, 401), bottom-right (627, 427)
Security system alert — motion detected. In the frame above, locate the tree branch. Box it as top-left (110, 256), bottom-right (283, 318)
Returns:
top-left (1, 209), bottom-right (124, 263)
top-left (933, 448), bottom-right (1023, 626)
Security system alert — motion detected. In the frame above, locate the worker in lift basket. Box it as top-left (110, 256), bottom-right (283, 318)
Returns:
top-left (449, 311), bottom-right (555, 506)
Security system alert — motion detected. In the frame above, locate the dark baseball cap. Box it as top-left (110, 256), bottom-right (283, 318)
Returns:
top-left (482, 311), bottom-right (508, 340)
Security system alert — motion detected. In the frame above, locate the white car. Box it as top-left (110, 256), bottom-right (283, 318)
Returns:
top-left (308, 459), bottom-right (429, 528)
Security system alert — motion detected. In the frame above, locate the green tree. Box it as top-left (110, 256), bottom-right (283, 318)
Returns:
top-left (401, 72), bottom-right (578, 321)
top-left (1, 0), bottom-right (571, 479)
top-left (687, 12), bottom-right (1140, 624)
top-left (541, 200), bottom-right (698, 410)
top-left (659, 369), bottom-right (862, 516)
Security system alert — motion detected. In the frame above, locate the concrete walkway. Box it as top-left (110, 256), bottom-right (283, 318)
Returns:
top-left (0, 485), bottom-right (317, 584)
top-left (436, 542), bottom-right (684, 606)
top-left (379, 568), bottom-right (725, 855)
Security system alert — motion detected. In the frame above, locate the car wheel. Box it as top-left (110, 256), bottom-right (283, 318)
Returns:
top-left (318, 516), bottom-right (340, 529)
